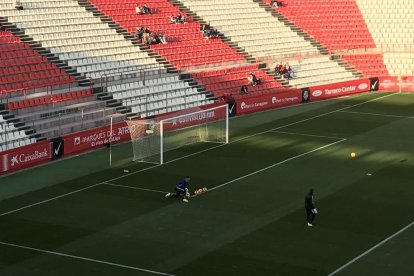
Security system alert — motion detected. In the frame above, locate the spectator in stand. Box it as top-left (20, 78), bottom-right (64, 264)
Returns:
top-left (136, 4), bottom-right (142, 14)
top-left (271, 0), bottom-right (283, 7)
top-left (278, 63), bottom-right (286, 76)
top-left (142, 31), bottom-right (150, 45)
top-left (143, 3), bottom-right (152, 14)
top-left (15, 0), bottom-right (23, 10)
top-left (176, 13), bottom-right (185, 24)
top-left (283, 63), bottom-right (294, 79)
top-left (148, 33), bottom-right (157, 45)
top-left (208, 28), bottom-right (219, 39)
top-left (155, 32), bottom-right (167, 44)
top-left (170, 14), bottom-right (177, 24)
top-left (248, 73), bottom-right (260, 86)
top-left (274, 62), bottom-right (281, 75)
top-left (201, 24), bottom-right (210, 38)
top-left (135, 27), bottom-right (144, 41)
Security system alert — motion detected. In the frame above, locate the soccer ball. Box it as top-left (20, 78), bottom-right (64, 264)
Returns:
top-left (351, 152), bottom-right (356, 158)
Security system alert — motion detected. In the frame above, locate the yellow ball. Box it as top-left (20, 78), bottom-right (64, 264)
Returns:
top-left (351, 152), bottom-right (356, 158)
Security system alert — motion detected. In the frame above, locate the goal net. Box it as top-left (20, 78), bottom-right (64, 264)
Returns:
top-left (126, 105), bottom-right (229, 164)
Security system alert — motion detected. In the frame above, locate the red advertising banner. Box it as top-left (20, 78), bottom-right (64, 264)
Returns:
top-left (309, 79), bottom-right (370, 101)
top-left (0, 141), bottom-right (52, 174)
top-left (378, 76), bottom-right (414, 92)
top-left (159, 104), bottom-right (228, 131)
top-left (63, 122), bottom-right (131, 155)
top-left (236, 89), bottom-right (302, 115)
top-left (378, 76), bottom-right (399, 91)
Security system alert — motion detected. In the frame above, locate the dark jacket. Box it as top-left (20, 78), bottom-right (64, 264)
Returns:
top-left (305, 190), bottom-right (315, 209)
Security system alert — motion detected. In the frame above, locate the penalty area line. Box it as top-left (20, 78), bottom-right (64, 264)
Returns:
top-left (269, 130), bottom-right (346, 140)
top-left (208, 138), bottom-right (347, 193)
top-left (0, 241), bottom-right (176, 276)
top-left (328, 220), bottom-right (414, 276)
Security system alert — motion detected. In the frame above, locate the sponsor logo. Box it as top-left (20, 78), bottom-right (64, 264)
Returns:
top-left (174, 111), bottom-right (215, 125)
top-left (229, 103), bottom-right (235, 114)
top-left (10, 149), bottom-right (49, 167)
top-left (11, 155), bottom-right (19, 166)
top-left (358, 83), bottom-right (368, 90)
top-left (312, 90), bottom-right (322, 97)
top-left (272, 97), bottom-right (277, 104)
top-left (54, 142), bottom-right (62, 156)
top-left (371, 80), bottom-right (378, 90)
top-left (240, 102), bottom-right (246, 110)
top-left (74, 137), bottom-right (81, 145)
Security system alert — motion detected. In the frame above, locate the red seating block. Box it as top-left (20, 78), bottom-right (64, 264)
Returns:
top-left (0, 31), bottom-right (75, 94)
top-left (89, 0), bottom-right (245, 69)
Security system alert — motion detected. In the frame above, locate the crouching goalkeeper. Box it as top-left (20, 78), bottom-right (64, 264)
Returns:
top-left (165, 176), bottom-right (191, 203)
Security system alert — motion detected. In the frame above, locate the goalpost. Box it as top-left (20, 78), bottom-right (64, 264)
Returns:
top-left (125, 104), bottom-right (229, 164)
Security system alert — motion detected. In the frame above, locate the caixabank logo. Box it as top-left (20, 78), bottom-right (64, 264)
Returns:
top-left (2, 143), bottom-right (51, 173)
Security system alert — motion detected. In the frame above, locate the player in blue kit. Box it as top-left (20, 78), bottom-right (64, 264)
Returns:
top-left (165, 176), bottom-right (191, 203)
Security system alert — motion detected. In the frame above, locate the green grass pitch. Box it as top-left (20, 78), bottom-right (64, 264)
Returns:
top-left (0, 92), bottom-right (413, 276)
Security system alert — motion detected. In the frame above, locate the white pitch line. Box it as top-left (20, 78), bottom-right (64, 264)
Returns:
top-left (328, 220), bottom-right (414, 276)
top-left (102, 182), bottom-right (169, 194)
top-left (270, 130), bottom-right (346, 140)
top-left (0, 92), bottom-right (397, 217)
top-left (338, 110), bottom-right (414, 119)
top-left (208, 139), bottom-right (346, 193)
top-left (0, 183), bottom-right (102, 217)
top-left (0, 241), bottom-right (176, 276)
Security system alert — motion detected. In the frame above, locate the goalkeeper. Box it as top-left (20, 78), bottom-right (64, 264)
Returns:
top-left (165, 176), bottom-right (191, 203)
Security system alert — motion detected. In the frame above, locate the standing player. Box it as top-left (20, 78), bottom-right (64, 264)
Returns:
top-left (305, 189), bottom-right (317, 226)
top-left (165, 176), bottom-right (191, 203)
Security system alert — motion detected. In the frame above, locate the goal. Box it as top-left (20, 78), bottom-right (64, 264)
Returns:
top-left (126, 105), bottom-right (229, 164)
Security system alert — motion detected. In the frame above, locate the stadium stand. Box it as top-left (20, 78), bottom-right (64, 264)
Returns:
top-left (356, 0), bottom-right (414, 76)
top-left (0, 0), bottom-right (215, 139)
top-left (192, 65), bottom-right (283, 98)
top-left (89, 0), bottom-right (246, 70)
top-left (0, 30), bottom-right (75, 93)
top-left (0, 113), bottom-right (35, 151)
top-left (177, 0), bottom-right (358, 87)
top-left (266, 0), bottom-right (390, 78)
top-left (341, 54), bottom-right (389, 77)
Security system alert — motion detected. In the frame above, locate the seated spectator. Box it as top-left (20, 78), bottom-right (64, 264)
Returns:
top-left (283, 63), bottom-right (294, 79)
top-left (274, 62), bottom-right (281, 75)
top-left (15, 0), bottom-right (23, 10)
top-left (143, 3), bottom-right (152, 14)
top-left (142, 32), bottom-right (150, 45)
top-left (208, 28), bottom-right (219, 39)
top-left (176, 13), bottom-right (185, 24)
top-left (136, 4), bottom-right (143, 14)
top-left (248, 73), bottom-right (260, 86)
top-left (240, 85), bottom-right (248, 95)
top-left (278, 63), bottom-right (286, 76)
top-left (170, 14), bottom-right (177, 24)
top-left (135, 27), bottom-right (144, 41)
top-left (200, 24), bottom-right (210, 38)
top-left (155, 32), bottom-right (167, 44)
top-left (271, 0), bottom-right (283, 7)
top-left (148, 33), bottom-right (158, 45)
